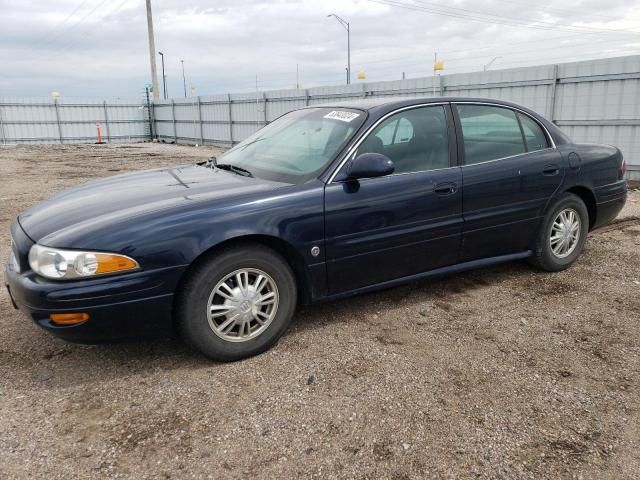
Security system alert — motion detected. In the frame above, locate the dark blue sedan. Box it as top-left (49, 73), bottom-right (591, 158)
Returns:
top-left (5, 97), bottom-right (628, 361)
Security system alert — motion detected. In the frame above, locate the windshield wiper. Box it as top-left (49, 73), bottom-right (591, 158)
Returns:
top-left (197, 156), bottom-right (217, 168)
top-left (198, 156), bottom-right (253, 177)
top-left (215, 163), bottom-right (254, 177)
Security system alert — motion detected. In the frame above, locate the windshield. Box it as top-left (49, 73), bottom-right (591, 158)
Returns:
top-left (217, 107), bottom-right (366, 183)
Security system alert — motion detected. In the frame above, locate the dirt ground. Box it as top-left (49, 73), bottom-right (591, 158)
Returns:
top-left (1, 143), bottom-right (639, 479)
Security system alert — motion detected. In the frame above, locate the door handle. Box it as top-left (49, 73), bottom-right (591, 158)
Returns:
top-left (434, 182), bottom-right (458, 195)
top-left (543, 164), bottom-right (560, 176)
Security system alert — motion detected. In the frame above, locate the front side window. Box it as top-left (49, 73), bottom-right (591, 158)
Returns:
top-left (357, 106), bottom-right (449, 174)
top-left (456, 105), bottom-right (526, 165)
top-left (374, 117), bottom-right (413, 146)
top-left (218, 107), bottom-right (365, 184)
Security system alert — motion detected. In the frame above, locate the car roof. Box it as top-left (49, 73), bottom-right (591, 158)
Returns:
top-left (311, 95), bottom-right (572, 146)
top-left (314, 96), bottom-right (521, 112)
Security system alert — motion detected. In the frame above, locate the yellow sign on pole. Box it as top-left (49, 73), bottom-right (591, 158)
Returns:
top-left (357, 71), bottom-right (366, 80)
top-left (434, 60), bottom-right (444, 72)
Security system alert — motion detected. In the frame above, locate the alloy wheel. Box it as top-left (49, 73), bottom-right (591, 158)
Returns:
top-left (549, 208), bottom-right (581, 258)
top-left (206, 268), bottom-right (279, 342)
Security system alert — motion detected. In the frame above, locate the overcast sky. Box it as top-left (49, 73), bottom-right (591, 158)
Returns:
top-left (1, 0), bottom-right (639, 98)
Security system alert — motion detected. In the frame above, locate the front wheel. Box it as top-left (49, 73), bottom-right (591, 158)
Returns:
top-left (176, 245), bottom-right (297, 361)
top-left (530, 193), bottom-right (589, 272)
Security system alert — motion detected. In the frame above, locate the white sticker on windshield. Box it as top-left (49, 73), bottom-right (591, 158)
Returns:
top-left (324, 110), bottom-right (360, 122)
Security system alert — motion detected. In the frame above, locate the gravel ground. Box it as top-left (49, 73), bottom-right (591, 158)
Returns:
top-left (1, 143), bottom-right (639, 479)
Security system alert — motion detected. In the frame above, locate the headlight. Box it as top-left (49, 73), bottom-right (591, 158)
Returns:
top-left (28, 244), bottom-right (139, 280)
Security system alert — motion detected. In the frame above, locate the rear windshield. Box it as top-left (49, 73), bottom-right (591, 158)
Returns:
top-left (217, 107), bottom-right (365, 183)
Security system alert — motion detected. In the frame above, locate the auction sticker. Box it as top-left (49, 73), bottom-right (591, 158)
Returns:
top-left (324, 110), bottom-right (360, 122)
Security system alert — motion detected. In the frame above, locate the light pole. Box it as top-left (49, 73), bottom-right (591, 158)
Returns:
top-left (327, 14), bottom-right (350, 85)
top-left (484, 56), bottom-right (502, 71)
top-left (181, 59), bottom-right (187, 98)
top-left (158, 51), bottom-right (167, 99)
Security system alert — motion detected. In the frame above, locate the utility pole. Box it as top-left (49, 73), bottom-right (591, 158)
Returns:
top-left (296, 64), bottom-right (300, 89)
top-left (181, 59), bottom-right (187, 97)
top-left (158, 51), bottom-right (167, 99)
top-left (145, 0), bottom-right (160, 100)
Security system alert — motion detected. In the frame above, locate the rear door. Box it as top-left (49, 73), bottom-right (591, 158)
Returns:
top-left (324, 104), bottom-right (462, 294)
top-left (454, 103), bottom-right (564, 261)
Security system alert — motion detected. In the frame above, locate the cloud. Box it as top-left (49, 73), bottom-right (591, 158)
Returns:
top-left (0, 0), bottom-right (638, 97)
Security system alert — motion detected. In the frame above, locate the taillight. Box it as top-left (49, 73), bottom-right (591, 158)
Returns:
top-left (621, 158), bottom-right (627, 178)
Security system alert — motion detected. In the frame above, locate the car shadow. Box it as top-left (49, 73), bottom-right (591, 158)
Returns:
top-left (4, 260), bottom-right (537, 392)
top-left (290, 260), bottom-right (533, 335)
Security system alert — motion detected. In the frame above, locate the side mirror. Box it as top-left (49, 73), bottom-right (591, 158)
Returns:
top-left (345, 153), bottom-right (395, 180)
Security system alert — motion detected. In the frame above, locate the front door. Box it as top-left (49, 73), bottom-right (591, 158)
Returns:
top-left (324, 104), bottom-right (463, 294)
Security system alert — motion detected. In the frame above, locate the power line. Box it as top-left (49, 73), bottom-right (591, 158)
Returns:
top-left (38, 0), bottom-right (113, 49)
top-left (28, 0), bottom-right (95, 49)
top-left (409, 0), bottom-right (639, 35)
top-left (36, 0), bottom-right (131, 58)
top-left (488, 0), bottom-right (624, 22)
top-left (366, 0), bottom-right (640, 36)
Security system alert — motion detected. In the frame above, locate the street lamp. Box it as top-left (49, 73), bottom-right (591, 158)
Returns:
top-left (327, 14), bottom-right (350, 85)
top-left (158, 51), bottom-right (167, 99)
top-left (181, 59), bottom-right (187, 98)
top-left (483, 56), bottom-right (502, 71)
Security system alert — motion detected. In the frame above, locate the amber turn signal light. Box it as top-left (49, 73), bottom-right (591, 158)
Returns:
top-left (49, 313), bottom-right (89, 325)
top-left (94, 254), bottom-right (138, 274)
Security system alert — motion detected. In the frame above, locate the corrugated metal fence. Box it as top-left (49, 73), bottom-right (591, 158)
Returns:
top-left (1, 55), bottom-right (638, 178)
top-left (153, 55), bottom-right (640, 179)
top-left (0, 97), bottom-right (150, 144)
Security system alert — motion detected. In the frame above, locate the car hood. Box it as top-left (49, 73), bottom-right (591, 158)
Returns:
top-left (19, 164), bottom-right (284, 243)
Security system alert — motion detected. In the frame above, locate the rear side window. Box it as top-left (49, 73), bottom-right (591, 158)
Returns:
top-left (456, 105), bottom-right (525, 165)
top-left (518, 113), bottom-right (549, 151)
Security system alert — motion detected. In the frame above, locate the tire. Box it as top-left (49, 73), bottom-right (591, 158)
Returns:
top-left (529, 193), bottom-right (589, 272)
top-left (176, 244), bottom-right (297, 361)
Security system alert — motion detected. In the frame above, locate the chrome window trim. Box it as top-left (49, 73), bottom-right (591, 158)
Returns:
top-left (327, 102), bottom-right (448, 183)
top-left (454, 101), bottom-right (557, 150)
top-left (327, 100), bottom-right (557, 183)
top-left (353, 164), bottom-right (461, 183)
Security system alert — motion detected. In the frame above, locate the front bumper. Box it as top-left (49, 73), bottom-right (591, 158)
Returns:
top-left (4, 256), bottom-right (187, 343)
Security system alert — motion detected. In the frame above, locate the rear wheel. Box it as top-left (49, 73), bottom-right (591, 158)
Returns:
top-left (530, 193), bottom-right (589, 272)
top-left (176, 245), bottom-right (297, 361)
